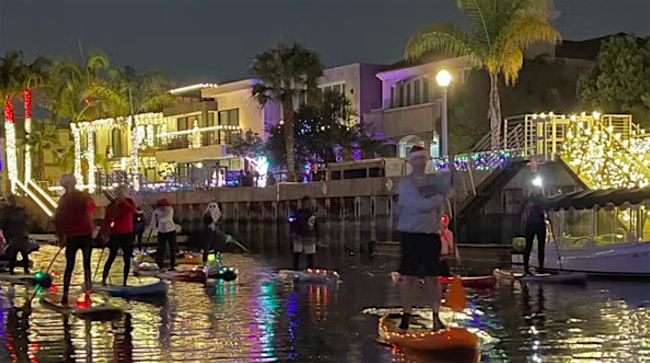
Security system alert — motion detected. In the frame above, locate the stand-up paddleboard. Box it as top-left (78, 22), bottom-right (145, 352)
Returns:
top-left (493, 268), bottom-right (587, 284)
top-left (378, 314), bottom-right (479, 351)
top-left (438, 275), bottom-right (496, 289)
top-left (0, 271), bottom-right (52, 287)
top-left (204, 264), bottom-right (238, 282)
top-left (0, 260), bottom-right (34, 271)
top-left (279, 268), bottom-right (340, 284)
top-left (139, 252), bottom-right (202, 265)
top-left (95, 278), bottom-right (167, 298)
top-left (40, 293), bottom-right (123, 321)
top-left (133, 262), bottom-right (206, 283)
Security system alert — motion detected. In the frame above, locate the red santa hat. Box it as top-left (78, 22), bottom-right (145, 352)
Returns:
top-left (408, 145), bottom-right (429, 161)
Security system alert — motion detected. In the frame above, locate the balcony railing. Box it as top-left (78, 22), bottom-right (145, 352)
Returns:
top-left (157, 125), bottom-right (241, 151)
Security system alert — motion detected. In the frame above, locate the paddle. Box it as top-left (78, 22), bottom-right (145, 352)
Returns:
top-left (446, 275), bottom-right (467, 313)
top-left (28, 244), bottom-right (64, 303)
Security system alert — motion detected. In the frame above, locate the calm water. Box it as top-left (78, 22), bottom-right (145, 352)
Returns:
top-left (1, 224), bottom-right (650, 362)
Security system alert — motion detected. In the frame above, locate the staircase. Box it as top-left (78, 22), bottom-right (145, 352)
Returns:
top-left (99, 172), bottom-right (154, 219)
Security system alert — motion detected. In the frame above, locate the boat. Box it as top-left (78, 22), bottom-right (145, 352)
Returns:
top-left (378, 314), bottom-right (479, 351)
top-left (531, 188), bottom-right (650, 276)
top-left (493, 268), bottom-right (587, 284)
top-left (0, 271), bottom-right (52, 287)
top-left (95, 278), bottom-right (168, 297)
top-left (278, 268), bottom-right (340, 284)
top-left (438, 275), bottom-right (496, 289)
top-left (40, 293), bottom-right (123, 321)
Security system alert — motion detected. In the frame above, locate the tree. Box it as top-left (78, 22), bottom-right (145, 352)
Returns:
top-left (577, 34), bottom-right (650, 126)
top-left (0, 50), bottom-right (27, 191)
top-left (251, 43), bottom-right (323, 181)
top-left (21, 55), bottom-right (51, 181)
top-left (405, 0), bottom-right (560, 149)
top-left (26, 121), bottom-right (60, 180)
top-left (229, 129), bottom-right (265, 159)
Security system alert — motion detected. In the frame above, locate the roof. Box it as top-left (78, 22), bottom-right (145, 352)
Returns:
top-left (545, 188), bottom-right (650, 210)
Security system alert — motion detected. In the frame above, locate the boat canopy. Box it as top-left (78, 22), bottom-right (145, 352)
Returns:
top-left (545, 188), bottom-right (650, 211)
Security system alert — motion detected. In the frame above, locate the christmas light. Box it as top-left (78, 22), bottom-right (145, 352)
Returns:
top-left (71, 124), bottom-right (82, 183)
top-left (84, 125), bottom-right (96, 193)
top-left (24, 89), bottom-right (32, 182)
top-left (4, 98), bottom-right (17, 192)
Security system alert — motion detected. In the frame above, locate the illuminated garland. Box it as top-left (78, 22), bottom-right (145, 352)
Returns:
top-left (71, 124), bottom-right (82, 183)
top-left (431, 149), bottom-right (521, 172)
top-left (4, 97), bottom-right (17, 193)
top-left (85, 126), bottom-right (95, 192)
top-left (24, 89), bottom-right (32, 182)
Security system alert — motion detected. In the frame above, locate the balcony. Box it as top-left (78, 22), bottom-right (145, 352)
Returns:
top-left (155, 125), bottom-right (241, 163)
top-left (366, 101), bottom-right (441, 141)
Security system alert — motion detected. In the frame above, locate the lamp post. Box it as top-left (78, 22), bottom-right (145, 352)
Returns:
top-left (436, 69), bottom-right (452, 157)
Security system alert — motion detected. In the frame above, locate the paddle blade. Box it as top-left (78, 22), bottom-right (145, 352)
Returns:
top-left (446, 275), bottom-right (466, 312)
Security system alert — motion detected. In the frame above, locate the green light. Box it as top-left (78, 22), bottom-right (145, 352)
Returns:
top-left (35, 271), bottom-right (44, 279)
top-left (207, 253), bottom-right (216, 263)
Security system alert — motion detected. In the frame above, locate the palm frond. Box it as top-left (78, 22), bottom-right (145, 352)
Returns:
top-left (405, 23), bottom-right (480, 63)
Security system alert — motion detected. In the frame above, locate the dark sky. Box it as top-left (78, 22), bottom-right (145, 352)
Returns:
top-left (1, 0), bottom-right (649, 84)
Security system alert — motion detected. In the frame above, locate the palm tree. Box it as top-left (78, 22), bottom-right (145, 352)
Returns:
top-left (21, 56), bottom-right (51, 181)
top-left (0, 50), bottom-right (26, 192)
top-left (405, 0), bottom-right (560, 149)
top-left (251, 43), bottom-right (323, 181)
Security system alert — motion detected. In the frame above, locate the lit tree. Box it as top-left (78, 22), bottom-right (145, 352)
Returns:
top-left (251, 43), bottom-right (323, 181)
top-left (0, 51), bottom-right (26, 192)
top-left (405, 0), bottom-right (560, 149)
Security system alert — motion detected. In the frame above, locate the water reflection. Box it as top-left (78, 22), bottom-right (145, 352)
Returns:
top-left (0, 223), bottom-right (649, 361)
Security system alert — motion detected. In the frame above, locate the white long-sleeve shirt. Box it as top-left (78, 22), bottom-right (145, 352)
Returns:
top-left (397, 174), bottom-right (447, 234)
top-left (149, 206), bottom-right (176, 233)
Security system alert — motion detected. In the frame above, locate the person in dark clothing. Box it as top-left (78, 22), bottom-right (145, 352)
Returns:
top-left (289, 196), bottom-right (318, 270)
top-left (133, 208), bottom-right (146, 251)
top-left (55, 174), bottom-right (96, 305)
top-left (102, 186), bottom-right (138, 286)
top-left (523, 189), bottom-right (547, 274)
top-left (202, 202), bottom-right (233, 264)
top-left (0, 195), bottom-right (32, 274)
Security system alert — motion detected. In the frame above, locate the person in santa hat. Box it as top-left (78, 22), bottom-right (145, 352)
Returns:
top-left (396, 145), bottom-right (452, 331)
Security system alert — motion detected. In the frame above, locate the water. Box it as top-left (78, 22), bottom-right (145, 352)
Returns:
top-left (1, 227), bottom-right (650, 362)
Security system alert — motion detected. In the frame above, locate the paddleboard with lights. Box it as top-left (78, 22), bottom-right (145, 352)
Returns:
top-left (493, 268), bottom-right (587, 284)
top-left (40, 293), bottom-right (123, 321)
top-left (378, 314), bottom-right (479, 351)
top-left (278, 268), bottom-right (340, 284)
top-left (438, 275), bottom-right (496, 289)
top-left (133, 262), bottom-right (206, 283)
top-left (139, 252), bottom-right (202, 265)
top-left (204, 264), bottom-right (238, 281)
top-left (95, 279), bottom-right (168, 298)
top-left (0, 271), bottom-right (52, 287)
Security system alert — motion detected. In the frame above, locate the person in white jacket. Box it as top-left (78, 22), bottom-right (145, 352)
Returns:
top-left (149, 198), bottom-right (177, 270)
top-left (396, 145), bottom-right (452, 332)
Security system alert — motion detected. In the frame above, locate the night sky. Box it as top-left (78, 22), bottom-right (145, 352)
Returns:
top-left (1, 0), bottom-right (649, 84)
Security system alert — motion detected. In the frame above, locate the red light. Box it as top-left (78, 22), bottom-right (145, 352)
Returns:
top-left (441, 214), bottom-right (449, 226)
top-left (84, 97), bottom-right (93, 106)
top-left (76, 292), bottom-right (91, 309)
top-left (3, 98), bottom-right (14, 123)
top-left (24, 89), bottom-right (32, 119)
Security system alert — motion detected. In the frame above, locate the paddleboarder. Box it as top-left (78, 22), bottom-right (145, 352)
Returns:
top-left (396, 145), bottom-right (451, 331)
top-left (149, 198), bottom-right (177, 270)
top-left (523, 188), bottom-right (547, 275)
top-left (133, 207), bottom-right (146, 251)
top-left (101, 186), bottom-right (138, 286)
top-left (55, 174), bottom-right (96, 305)
top-left (202, 202), bottom-right (234, 265)
top-left (0, 195), bottom-right (32, 274)
top-left (439, 214), bottom-right (460, 277)
top-left (289, 196), bottom-right (318, 270)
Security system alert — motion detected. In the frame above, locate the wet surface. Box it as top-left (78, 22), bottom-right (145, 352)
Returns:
top-left (1, 226), bottom-right (650, 362)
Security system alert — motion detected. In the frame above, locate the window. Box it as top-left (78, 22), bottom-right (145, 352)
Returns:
top-left (321, 82), bottom-right (346, 97)
top-left (111, 128), bottom-right (123, 157)
top-left (176, 115), bottom-right (199, 131)
top-left (391, 76), bottom-right (432, 108)
top-left (218, 109), bottom-right (240, 144)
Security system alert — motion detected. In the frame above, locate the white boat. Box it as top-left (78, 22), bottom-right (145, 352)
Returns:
top-left (529, 188), bottom-right (650, 276)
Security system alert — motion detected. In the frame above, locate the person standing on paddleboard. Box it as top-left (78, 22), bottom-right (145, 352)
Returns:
top-left (55, 174), bottom-right (96, 305)
top-left (396, 145), bottom-right (451, 331)
top-left (149, 198), bottom-right (177, 270)
top-left (202, 202), bottom-right (234, 265)
top-left (102, 186), bottom-right (138, 286)
top-left (289, 196), bottom-right (318, 270)
top-left (439, 214), bottom-right (460, 277)
top-left (133, 208), bottom-right (146, 251)
top-left (0, 195), bottom-right (32, 274)
top-left (523, 188), bottom-right (546, 275)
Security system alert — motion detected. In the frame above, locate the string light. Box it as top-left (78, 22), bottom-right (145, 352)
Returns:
top-left (24, 89), bottom-right (32, 182)
top-left (3, 98), bottom-right (17, 193)
top-left (71, 124), bottom-right (82, 183)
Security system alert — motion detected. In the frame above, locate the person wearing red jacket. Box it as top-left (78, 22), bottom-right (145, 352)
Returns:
top-left (55, 174), bottom-right (96, 305)
top-left (102, 186), bottom-right (137, 286)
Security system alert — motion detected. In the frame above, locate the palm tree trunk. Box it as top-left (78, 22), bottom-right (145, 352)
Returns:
top-left (488, 72), bottom-right (502, 150)
top-left (3, 96), bottom-right (17, 193)
top-left (283, 99), bottom-right (297, 182)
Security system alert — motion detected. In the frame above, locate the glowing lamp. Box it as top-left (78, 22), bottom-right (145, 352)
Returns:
top-left (532, 176), bottom-right (543, 187)
top-left (207, 253), bottom-right (216, 264)
top-left (76, 293), bottom-right (91, 309)
top-left (435, 69), bottom-right (452, 88)
top-left (592, 111), bottom-right (601, 120)
top-left (288, 215), bottom-right (297, 223)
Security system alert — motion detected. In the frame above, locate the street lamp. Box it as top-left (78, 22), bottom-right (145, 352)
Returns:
top-left (436, 69), bottom-right (452, 156)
